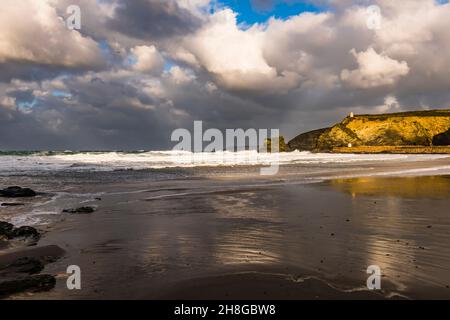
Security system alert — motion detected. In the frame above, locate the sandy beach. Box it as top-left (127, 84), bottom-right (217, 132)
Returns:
top-left (1, 153), bottom-right (450, 300)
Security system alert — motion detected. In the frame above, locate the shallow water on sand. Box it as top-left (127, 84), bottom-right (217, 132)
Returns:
top-left (2, 157), bottom-right (450, 299)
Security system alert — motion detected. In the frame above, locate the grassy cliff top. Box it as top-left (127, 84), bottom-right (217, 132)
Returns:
top-left (350, 109), bottom-right (450, 118)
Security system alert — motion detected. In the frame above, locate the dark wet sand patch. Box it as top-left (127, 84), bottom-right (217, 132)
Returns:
top-left (156, 272), bottom-right (388, 300)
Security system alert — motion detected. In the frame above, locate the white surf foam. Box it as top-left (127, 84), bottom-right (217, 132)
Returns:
top-left (0, 151), bottom-right (448, 174)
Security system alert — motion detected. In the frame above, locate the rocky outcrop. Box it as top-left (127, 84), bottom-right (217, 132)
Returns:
top-left (63, 206), bottom-right (95, 214)
top-left (264, 136), bottom-right (290, 152)
top-left (0, 221), bottom-right (14, 236)
top-left (2, 257), bottom-right (44, 274)
top-left (288, 110), bottom-right (450, 152)
top-left (0, 274), bottom-right (56, 297)
top-left (0, 245), bottom-right (65, 266)
top-left (0, 229), bottom-right (64, 298)
top-left (433, 128), bottom-right (450, 146)
top-left (0, 186), bottom-right (36, 198)
top-left (0, 222), bottom-right (40, 242)
top-left (11, 226), bottom-right (41, 241)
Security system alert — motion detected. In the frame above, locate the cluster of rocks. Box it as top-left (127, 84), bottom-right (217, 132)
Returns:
top-left (0, 186), bottom-right (62, 298)
top-left (1, 186), bottom-right (97, 215)
top-left (0, 186), bottom-right (96, 298)
top-left (0, 274), bottom-right (56, 297)
top-left (0, 221), bottom-right (61, 298)
top-left (0, 221), bottom-right (40, 245)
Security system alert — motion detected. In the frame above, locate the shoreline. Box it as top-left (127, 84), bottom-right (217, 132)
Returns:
top-left (331, 146), bottom-right (450, 154)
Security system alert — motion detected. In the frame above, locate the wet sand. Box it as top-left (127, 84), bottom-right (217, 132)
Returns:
top-left (2, 157), bottom-right (450, 299)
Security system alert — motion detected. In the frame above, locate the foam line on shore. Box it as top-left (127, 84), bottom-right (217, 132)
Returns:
top-left (1, 151), bottom-right (449, 174)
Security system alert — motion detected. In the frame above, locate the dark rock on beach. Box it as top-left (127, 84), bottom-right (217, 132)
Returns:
top-left (0, 274), bottom-right (56, 297)
top-left (0, 245), bottom-right (65, 298)
top-left (1, 257), bottom-right (44, 275)
top-left (0, 218), bottom-right (62, 298)
top-left (1, 203), bottom-right (25, 207)
top-left (0, 186), bottom-right (36, 198)
top-left (0, 245), bottom-right (65, 267)
top-left (11, 226), bottom-right (40, 241)
top-left (0, 221), bottom-right (14, 236)
top-left (63, 206), bottom-right (95, 214)
top-left (0, 221), bottom-right (40, 246)
top-left (0, 240), bottom-right (8, 250)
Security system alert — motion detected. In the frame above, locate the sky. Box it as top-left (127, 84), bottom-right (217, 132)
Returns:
top-left (1, 0), bottom-right (450, 150)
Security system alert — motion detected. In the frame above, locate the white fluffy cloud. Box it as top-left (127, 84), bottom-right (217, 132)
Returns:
top-left (341, 47), bottom-right (409, 88)
top-left (177, 0), bottom-right (210, 15)
top-left (130, 45), bottom-right (164, 74)
top-left (166, 66), bottom-right (195, 84)
top-left (374, 0), bottom-right (450, 87)
top-left (0, 0), bottom-right (103, 68)
top-left (181, 9), bottom-right (301, 92)
top-left (376, 95), bottom-right (401, 113)
top-left (1, 96), bottom-right (16, 109)
top-left (174, 0), bottom-right (450, 95)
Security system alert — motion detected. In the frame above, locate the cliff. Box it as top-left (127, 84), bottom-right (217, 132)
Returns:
top-left (287, 128), bottom-right (329, 151)
top-left (288, 110), bottom-right (450, 153)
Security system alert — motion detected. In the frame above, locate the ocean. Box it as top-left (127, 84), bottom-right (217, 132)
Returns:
top-left (1, 150), bottom-right (449, 174)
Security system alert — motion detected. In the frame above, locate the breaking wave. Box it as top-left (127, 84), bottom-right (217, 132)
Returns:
top-left (0, 150), bottom-right (449, 175)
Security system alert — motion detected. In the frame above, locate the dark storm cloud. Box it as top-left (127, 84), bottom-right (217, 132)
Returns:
top-left (0, 63), bottom-right (61, 83)
top-left (0, 61), bottom-right (102, 84)
top-left (0, 107), bottom-right (67, 150)
top-left (7, 90), bottom-right (35, 103)
top-left (0, 75), bottom-right (179, 151)
top-left (107, 0), bottom-right (202, 40)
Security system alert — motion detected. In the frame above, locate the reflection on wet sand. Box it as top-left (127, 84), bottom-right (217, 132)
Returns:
top-left (213, 227), bottom-right (282, 265)
top-left (14, 172), bottom-right (450, 299)
top-left (325, 176), bottom-right (450, 297)
top-left (207, 192), bottom-right (284, 265)
top-left (330, 176), bottom-right (450, 198)
top-left (131, 177), bottom-right (450, 298)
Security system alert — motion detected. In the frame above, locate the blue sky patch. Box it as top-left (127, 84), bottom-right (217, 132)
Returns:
top-left (216, 0), bottom-right (324, 25)
top-left (52, 90), bottom-right (72, 98)
top-left (17, 98), bottom-right (38, 112)
top-left (125, 54), bottom-right (138, 67)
